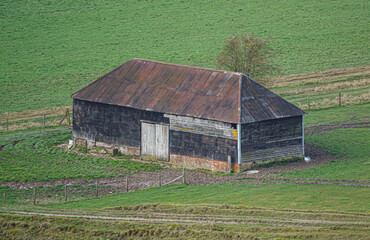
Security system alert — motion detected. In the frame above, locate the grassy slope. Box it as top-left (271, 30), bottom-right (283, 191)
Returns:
top-left (1, 0), bottom-right (369, 113)
top-left (280, 103), bottom-right (370, 180)
top-left (282, 128), bottom-right (370, 180)
top-left (303, 103), bottom-right (370, 127)
top-left (53, 183), bottom-right (369, 213)
top-left (0, 127), bottom-right (161, 182)
top-left (2, 213), bottom-right (368, 240)
top-left (269, 68), bottom-right (370, 110)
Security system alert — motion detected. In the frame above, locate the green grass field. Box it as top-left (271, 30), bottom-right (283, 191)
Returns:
top-left (279, 103), bottom-right (370, 180)
top-left (1, 0), bottom-right (369, 238)
top-left (1, 0), bottom-right (369, 113)
top-left (271, 68), bottom-right (370, 110)
top-left (52, 183), bottom-right (369, 213)
top-left (282, 128), bottom-right (370, 180)
top-left (303, 103), bottom-right (370, 127)
top-left (0, 127), bottom-right (161, 182)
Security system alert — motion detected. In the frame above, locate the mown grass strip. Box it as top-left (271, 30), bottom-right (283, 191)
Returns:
top-left (47, 182), bottom-right (370, 213)
top-left (1, 213), bottom-right (368, 240)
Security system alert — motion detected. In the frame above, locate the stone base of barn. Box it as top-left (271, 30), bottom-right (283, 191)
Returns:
top-left (72, 138), bottom-right (140, 155)
top-left (238, 155), bottom-right (304, 172)
top-left (169, 154), bottom-right (233, 173)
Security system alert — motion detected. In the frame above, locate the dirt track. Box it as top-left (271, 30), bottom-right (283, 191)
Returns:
top-left (3, 210), bottom-right (369, 227)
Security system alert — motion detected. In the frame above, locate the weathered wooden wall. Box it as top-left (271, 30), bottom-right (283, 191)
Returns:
top-left (170, 131), bottom-right (237, 164)
top-left (165, 114), bottom-right (238, 163)
top-left (164, 114), bottom-right (237, 140)
top-left (73, 99), bottom-right (168, 148)
top-left (73, 100), bottom-right (237, 164)
top-left (240, 116), bottom-right (303, 162)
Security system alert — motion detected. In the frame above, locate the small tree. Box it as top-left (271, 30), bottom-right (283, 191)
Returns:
top-left (216, 33), bottom-right (278, 81)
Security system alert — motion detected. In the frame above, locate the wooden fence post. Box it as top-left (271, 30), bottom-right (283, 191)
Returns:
top-left (96, 180), bottom-right (99, 198)
top-left (33, 187), bottom-right (36, 205)
top-left (227, 155), bottom-right (232, 174)
top-left (64, 185), bottom-right (67, 202)
top-left (67, 108), bottom-right (71, 125)
top-left (125, 176), bottom-right (128, 192)
top-left (339, 92), bottom-right (341, 106)
top-left (182, 168), bottom-right (186, 184)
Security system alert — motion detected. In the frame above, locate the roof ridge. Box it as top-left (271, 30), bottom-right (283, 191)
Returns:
top-left (131, 58), bottom-right (242, 76)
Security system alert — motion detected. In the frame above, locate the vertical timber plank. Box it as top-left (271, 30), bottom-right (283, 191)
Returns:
top-left (155, 124), bottom-right (169, 160)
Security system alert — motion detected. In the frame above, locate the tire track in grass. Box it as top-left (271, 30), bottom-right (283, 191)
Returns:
top-left (2, 210), bottom-right (369, 228)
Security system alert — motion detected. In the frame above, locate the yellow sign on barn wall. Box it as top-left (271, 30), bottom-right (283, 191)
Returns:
top-left (231, 129), bottom-right (238, 140)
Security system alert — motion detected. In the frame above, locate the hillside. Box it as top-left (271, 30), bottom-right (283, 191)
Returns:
top-left (1, 0), bottom-right (369, 113)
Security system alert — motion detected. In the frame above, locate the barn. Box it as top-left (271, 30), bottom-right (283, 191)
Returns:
top-left (72, 59), bottom-right (306, 172)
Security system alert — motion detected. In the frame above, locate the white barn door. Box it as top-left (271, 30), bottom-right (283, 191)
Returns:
top-left (141, 122), bottom-right (169, 160)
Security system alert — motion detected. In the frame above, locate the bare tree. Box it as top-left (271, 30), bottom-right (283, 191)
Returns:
top-left (216, 33), bottom-right (279, 81)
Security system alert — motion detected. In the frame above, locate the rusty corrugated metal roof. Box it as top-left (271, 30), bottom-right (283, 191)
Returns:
top-left (240, 75), bottom-right (306, 123)
top-left (72, 59), bottom-right (305, 124)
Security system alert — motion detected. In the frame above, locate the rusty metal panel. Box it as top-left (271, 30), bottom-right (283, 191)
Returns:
top-left (240, 75), bottom-right (306, 123)
top-left (72, 59), bottom-right (305, 124)
top-left (72, 59), bottom-right (241, 123)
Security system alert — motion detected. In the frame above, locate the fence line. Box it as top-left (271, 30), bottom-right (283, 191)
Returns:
top-left (1, 108), bottom-right (72, 132)
top-left (1, 171), bottom-right (185, 206)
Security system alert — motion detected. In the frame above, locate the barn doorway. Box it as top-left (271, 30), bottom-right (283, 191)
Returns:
top-left (141, 122), bottom-right (169, 160)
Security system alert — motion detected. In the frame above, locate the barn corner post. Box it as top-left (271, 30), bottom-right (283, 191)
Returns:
top-left (237, 124), bottom-right (241, 165)
top-left (237, 74), bottom-right (242, 167)
top-left (302, 115), bottom-right (305, 156)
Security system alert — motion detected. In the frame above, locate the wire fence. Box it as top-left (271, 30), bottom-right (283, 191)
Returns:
top-left (1, 108), bottom-right (72, 132)
top-left (1, 171), bottom-right (186, 206)
top-left (294, 90), bottom-right (369, 111)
